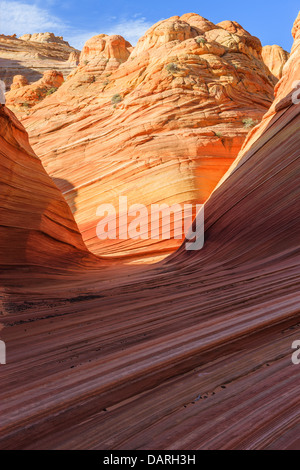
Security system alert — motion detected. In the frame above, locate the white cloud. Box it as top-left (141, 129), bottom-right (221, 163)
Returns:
top-left (0, 2), bottom-right (151, 50)
top-left (65, 31), bottom-right (99, 50)
top-left (106, 17), bottom-right (152, 45)
top-left (0, 1), bottom-right (67, 36)
top-left (65, 17), bottom-right (152, 50)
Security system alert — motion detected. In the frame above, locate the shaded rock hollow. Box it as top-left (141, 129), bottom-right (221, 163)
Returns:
top-left (21, 14), bottom-right (276, 260)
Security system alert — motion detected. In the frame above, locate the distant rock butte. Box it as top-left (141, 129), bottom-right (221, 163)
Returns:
top-left (68, 50), bottom-right (81, 66)
top-left (262, 45), bottom-right (289, 79)
top-left (19, 32), bottom-right (71, 46)
top-left (10, 74), bottom-right (29, 90)
top-left (6, 70), bottom-right (64, 110)
top-left (80, 34), bottom-right (132, 64)
top-left (21, 14), bottom-right (276, 259)
top-left (0, 33), bottom-right (79, 90)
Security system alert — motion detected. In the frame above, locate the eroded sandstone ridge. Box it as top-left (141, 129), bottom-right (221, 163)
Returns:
top-left (0, 33), bottom-right (79, 90)
top-left (262, 44), bottom-right (289, 79)
top-left (0, 104), bottom-right (95, 275)
top-left (22, 14), bottom-right (275, 259)
top-left (0, 13), bottom-right (299, 451)
top-left (6, 70), bottom-right (64, 111)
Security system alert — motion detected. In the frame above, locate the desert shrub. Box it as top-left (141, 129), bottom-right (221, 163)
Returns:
top-left (22, 102), bottom-right (30, 108)
top-left (242, 117), bottom-right (258, 129)
top-left (46, 87), bottom-right (57, 96)
top-left (111, 93), bottom-right (122, 104)
top-left (165, 62), bottom-right (180, 74)
top-left (83, 60), bottom-right (89, 65)
top-left (196, 37), bottom-right (206, 45)
top-left (215, 131), bottom-right (222, 138)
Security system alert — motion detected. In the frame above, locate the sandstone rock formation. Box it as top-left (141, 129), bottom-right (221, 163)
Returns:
top-left (6, 70), bottom-right (64, 111)
top-left (79, 34), bottom-right (132, 64)
top-left (21, 14), bottom-right (275, 259)
top-left (0, 12), bottom-right (299, 451)
top-left (10, 75), bottom-right (29, 90)
top-left (19, 33), bottom-right (71, 46)
top-left (67, 50), bottom-right (80, 66)
top-left (0, 33), bottom-right (79, 90)
top-left (262, 44), bottom-right (289, 79)
top-left (0, 104), bottom-right (95, 276)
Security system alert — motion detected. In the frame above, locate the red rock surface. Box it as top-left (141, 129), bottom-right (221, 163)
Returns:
top-left (6, 70), bottom-right (64, 111)
top-left (10, 74), bottom-right (29, 90)
top-left (21, 15), bottom-right (275, 259)
top-left (0, 104), bottom-right (97, 277)
top-left (0, 33), bottom-right (79, 90)
top-left (0, 12), bottom-right (299, 451)
top-left (262, 44), bottom-right (289, 79)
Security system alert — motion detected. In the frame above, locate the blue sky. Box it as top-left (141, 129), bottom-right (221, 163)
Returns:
top-left (0, 0), bottom-right (298, 51)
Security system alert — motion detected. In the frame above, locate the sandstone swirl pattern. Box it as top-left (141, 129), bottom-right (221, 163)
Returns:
top-left (0, 12), bottom-right (299, 451)
top-left (0, 104), bottom-right (97, 277)
top-left (262, 44), bottom-right (290, 79)
top-left (0, 33), bottom-right (79, 90)
top-left (6, 70), bottom-right (65, 111)
top-left (21, 14), bottom-right (275, 259)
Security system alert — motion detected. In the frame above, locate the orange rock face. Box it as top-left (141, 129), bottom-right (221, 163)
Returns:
top-left (0, 104), bottom-right (95, 277)
top-left (10, 75), bottom-right (29, 90)
top-left (0, 13), bottom-right (299, 451)
top-left (5, 70), bottom-right (64, 111)
top-left (0, 33), bottom-right (79, 90)
top-left (262, 44), bottom-right (289, 79)
top-left (21, 14), bottom-right (275, 259)
top-left (240, 13), bottom-right (300, 158)
top-left (0, 13), bottom-right (299, 452)
top-left (80, 34), bottom-right (132, 64)
top-left (173, 12), bottom-right (300, 268)
top-left (67, 50), bottom-right (80, 66)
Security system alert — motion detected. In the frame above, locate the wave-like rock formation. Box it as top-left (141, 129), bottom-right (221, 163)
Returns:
top-left (0, 33), bottom-right (79, 90)
top-left (0, 12), bottom-right (299, 451)
top-left (0, 104), bottom-right (97, 280)
top-left (21, 14), bottom-right (276, 259)
top-left (262, 44), bottom-right (289, 79)
top-left (6, 70), bottom-right (64, 111)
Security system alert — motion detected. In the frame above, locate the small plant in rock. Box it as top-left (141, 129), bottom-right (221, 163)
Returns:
top-left (215, 131), bottom-right (223, 138)
top-left (22, 102), bottom-right (30, 108)
top-left (165, 62), bottom-right (180, 74)
top-left (46, 87), bottom-right (57, 96)
top-left (196, 37), bottom-right (206, 45)
top-left (111, 93), bottom-right (122, 105)
top-left (242, 117), bottom-right (258, 129)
